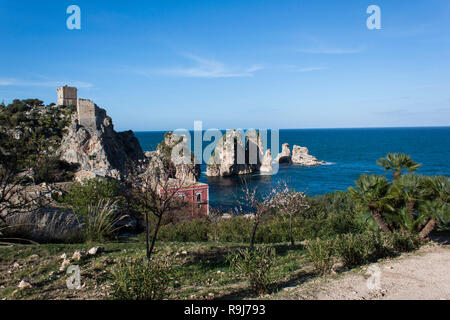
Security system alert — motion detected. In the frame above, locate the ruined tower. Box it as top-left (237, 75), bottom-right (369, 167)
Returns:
top-left (77, 99), bottom-right (98, 129)
top-left (57, 85), bottom-right (77, 106)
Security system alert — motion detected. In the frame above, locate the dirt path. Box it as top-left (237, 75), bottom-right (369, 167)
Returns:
top-left (274, 244), bottom-right (450, 300)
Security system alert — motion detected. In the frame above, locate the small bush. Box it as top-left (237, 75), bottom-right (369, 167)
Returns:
top-left (335, 233), bottom-right (372, 268)
top-left (388, 230), bottom-right (423, 253)
top-left (217, 217), bottom-right (252, 243)
top-left (83, 199), bottom-right (126, 242)
top-left (367, 231), bottom-right (395, 260)
top-left (1, 209), bottom-right (82, 243)
top-left (306, 238), bottom-right (336, 275)
top-left (227, 246), bottom-right (275, 295)
top-left (158, 219), bottom-right (211, 242)
top-left (112, 257), bottom-right (173, 300)
top-left (33, 156), bottom-right (78, 183)
top-left (61, 178), bottom-right (124, 218)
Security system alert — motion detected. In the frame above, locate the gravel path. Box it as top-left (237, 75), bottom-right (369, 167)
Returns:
top-left (275, 244), bottom-right (450, 300)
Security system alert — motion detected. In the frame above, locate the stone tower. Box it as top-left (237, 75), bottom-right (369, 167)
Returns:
top-left (57, 85), bottom-right (77, 106)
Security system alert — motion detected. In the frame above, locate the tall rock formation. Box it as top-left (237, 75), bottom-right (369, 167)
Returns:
top-left (206, 129), bottom-right (264, 177)
top-left (259, 149), bottom-right (273, 174)
top-left (149, 132), bottom-right (201, 182)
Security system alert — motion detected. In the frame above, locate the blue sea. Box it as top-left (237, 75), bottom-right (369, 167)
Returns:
top-left (135, 127), bottom-right (450, 209)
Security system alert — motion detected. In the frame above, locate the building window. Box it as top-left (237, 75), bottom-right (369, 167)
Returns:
top-left (196, 192), bottom-right (202, 203)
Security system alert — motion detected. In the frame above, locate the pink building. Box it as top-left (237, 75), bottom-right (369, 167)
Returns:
top-left (162, 180), bottom-right (209, 217)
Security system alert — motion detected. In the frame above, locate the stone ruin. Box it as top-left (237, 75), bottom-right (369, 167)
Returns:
top-left (57, 85), bottom-right (77, 107)
top-left (57, 86), bottom-right (102, 130)
top-left (77, 99), bottom-right (99, 129)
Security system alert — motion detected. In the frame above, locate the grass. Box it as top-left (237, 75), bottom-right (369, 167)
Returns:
top-left (0, 233), bottom-right (435, 300)
top-left (0, 240), bottom-right (309, 300)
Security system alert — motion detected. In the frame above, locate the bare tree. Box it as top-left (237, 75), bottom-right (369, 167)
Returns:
top-left (0, 167), bottom-right (54, 225)
top-left (208, 208), bottom-right (222, 242)
top-left (269, 182), bottom-right (309, 246)
top-left (0, 131), bottom-right (55, 225)
top-left (125, 158), bottom-right (195, 260)
top-left (238, 178), bottom-right (275, 248)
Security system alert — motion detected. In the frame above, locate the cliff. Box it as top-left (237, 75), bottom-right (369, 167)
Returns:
top-left (57, 104), bottom-right (144, 179)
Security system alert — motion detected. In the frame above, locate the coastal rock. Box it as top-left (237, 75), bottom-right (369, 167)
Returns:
top-left (142, 133), bottom-right (201, 185)
top-left (259, 149), bottom-right (273, 174)
top-left (159, 132), bottom-right (201, 182)
top-left (206, 129), bottom-right (264, 177)
top-left (274, 143), bottom-right (292, 164)
top-left (57, 105), bottom-right (144, 180)
top-left (291, 145), bottom-right (322, 166)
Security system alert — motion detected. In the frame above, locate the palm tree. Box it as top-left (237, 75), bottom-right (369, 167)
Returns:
top-left (349, 174), bottom-right (392, 232)
top-left (418, 200), bottom-right (449, 239)
top-left (377, 153), bottom-right (421, 181)
top-left (389, 174), bottom-right (426, 216)
top-left (417, 176), bottom-right (450, 239)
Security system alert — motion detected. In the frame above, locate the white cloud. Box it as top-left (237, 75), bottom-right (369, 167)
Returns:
top-left (155, 54), bottom-right (264, 78)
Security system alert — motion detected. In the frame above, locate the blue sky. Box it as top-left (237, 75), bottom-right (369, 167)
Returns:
top-left (0, 0), bottom-right (449, 131)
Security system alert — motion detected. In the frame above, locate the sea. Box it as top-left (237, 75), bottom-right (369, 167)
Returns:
top-left (135, 127), bottom-right (450, 209)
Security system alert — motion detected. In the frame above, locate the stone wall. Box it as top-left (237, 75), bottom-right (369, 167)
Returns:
top-left (77, 99), bottom-right (97, 129)
top-left (57, 86), bottom-right (77, 106)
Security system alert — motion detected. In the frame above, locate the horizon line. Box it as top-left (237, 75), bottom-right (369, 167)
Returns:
top-left (130, 125), bottom-right (450, 133)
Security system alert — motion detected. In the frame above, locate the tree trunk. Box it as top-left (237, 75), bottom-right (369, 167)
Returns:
top-left (289, 214), bottom-right (294, 246)
top-left (148, 214), bottom-right (163, 260)
top-left (145, 212), bottom-right (150, 260)
top-left (419, 218), bottom-right (436, 239)
top-left (371, 210), bottom-right (391, 232)
top-left (393, 171), bottom-right (401, 182)
top-left (250, 217), bottom-right (260, 249)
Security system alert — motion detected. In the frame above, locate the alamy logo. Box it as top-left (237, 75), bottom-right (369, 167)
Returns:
top-left (66, 265), bottom-right (81, 289)
top-left (67, 5), bottom-right (81, 30)
top-left (366, 5), bottom-right (381, 30)
top-left (366, 265), bottom-right (382, 291)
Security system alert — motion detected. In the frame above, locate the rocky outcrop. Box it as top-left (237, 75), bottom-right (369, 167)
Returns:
top-left (57, 105), bottom-right (144, 179)
top-left (259, 149), bottom-right (273, 174)
top-left (144, 132), bottom-right (201, 183)
top-left (291, 145), bottom-right (324, 166)
top-left (274, 143), bottom-right (292, 164)
top-left (206, 129), bottom-right (264, 177)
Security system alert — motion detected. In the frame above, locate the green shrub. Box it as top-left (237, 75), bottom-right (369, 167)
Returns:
top-left (306, 238), bottom-right (336, 275)
top-left (158, 219), bottom-right (211, 242)
top-left (33, 156), bottom-right (77, 183)
top-left (83, 199), bottom-right (123, 242)
top-left (227, 246), bottom-right (275, 295)
top-left (363, 231), bottom-right (393, 260)
top-left (61, 178), bottom-right (124, 218)
top-left (388, 230), bottom-right (423, 253)
top-left (217, 217), bottom-right (252, 243)
top-left (335, 233), bottom-right (372, 268)
top-left (255, 215), bottom-right (294, 243)
top-left (112, 257), bottom-right (174, 300)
